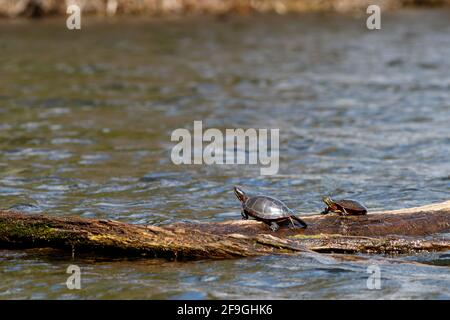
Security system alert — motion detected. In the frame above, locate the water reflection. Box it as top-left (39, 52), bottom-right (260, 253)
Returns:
top-left (0, 10), bottom-right (449, 299)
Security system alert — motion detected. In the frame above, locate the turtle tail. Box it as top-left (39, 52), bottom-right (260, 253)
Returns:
top-left (292, 216), bottom-right (307, 228)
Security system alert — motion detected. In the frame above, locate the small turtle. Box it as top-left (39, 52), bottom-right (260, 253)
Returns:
top-left (321, 196), bottom-right (367, 216)
top-left (234, 186), bottom-right (307, 232)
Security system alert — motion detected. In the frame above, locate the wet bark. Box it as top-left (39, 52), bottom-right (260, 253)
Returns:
top-left (0, 200), bottom-right (449, 260)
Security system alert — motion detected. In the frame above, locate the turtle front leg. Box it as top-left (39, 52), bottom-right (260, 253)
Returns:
top-left (269, 222), bottom-right (280, 232)
top-left (320, 207), bottom-right (330, 215)
top-left (241, 210), bottom-right (249, 220)
top-left (339, 208), bottom-right (349, 216)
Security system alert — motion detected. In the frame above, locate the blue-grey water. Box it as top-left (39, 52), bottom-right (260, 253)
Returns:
top-left (0, 10), bottom-right (449, 299)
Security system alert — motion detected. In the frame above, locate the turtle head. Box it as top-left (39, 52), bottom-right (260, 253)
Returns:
top-left (234, 186), bottom-right (248, 203)
top-left (322, 196), bottom-right (334, 207)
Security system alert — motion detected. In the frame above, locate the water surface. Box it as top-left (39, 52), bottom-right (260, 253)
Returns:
top-left (0, 10), bottom-right (449, 299)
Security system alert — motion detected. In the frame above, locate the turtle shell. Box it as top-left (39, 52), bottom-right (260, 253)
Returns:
top-left (335, 199), bottom-right (367, 214)
top-left (243, 196), bottom-right (292, 221)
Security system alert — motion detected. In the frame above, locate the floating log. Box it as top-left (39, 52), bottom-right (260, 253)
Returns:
top-left (0, 200), bottom-right (449, 260)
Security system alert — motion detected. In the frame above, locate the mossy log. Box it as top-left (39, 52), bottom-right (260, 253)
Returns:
top-left (0, 200), bottom-right (449, 260)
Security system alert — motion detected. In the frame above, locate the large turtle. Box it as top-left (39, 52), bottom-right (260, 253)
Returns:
top-left (234, 186), bottom-right (307, 232)
top-left (321, 196), bottom-right (367, 216)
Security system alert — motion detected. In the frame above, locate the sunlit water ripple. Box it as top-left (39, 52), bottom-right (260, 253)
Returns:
top-left (0, 10), bottom-right (449, 299)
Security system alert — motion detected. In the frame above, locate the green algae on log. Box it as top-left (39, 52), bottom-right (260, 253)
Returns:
top-left (0, 200), bottom-right (449, 260)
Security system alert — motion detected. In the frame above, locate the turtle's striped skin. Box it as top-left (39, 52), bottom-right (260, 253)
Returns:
top-left (321, 196), bottom-right (368, 216)
top-left (234, 186), bottom-right (307, 231)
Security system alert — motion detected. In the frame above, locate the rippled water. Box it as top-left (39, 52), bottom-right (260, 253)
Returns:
top-left (0, 10), bottom-right (449, 299)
